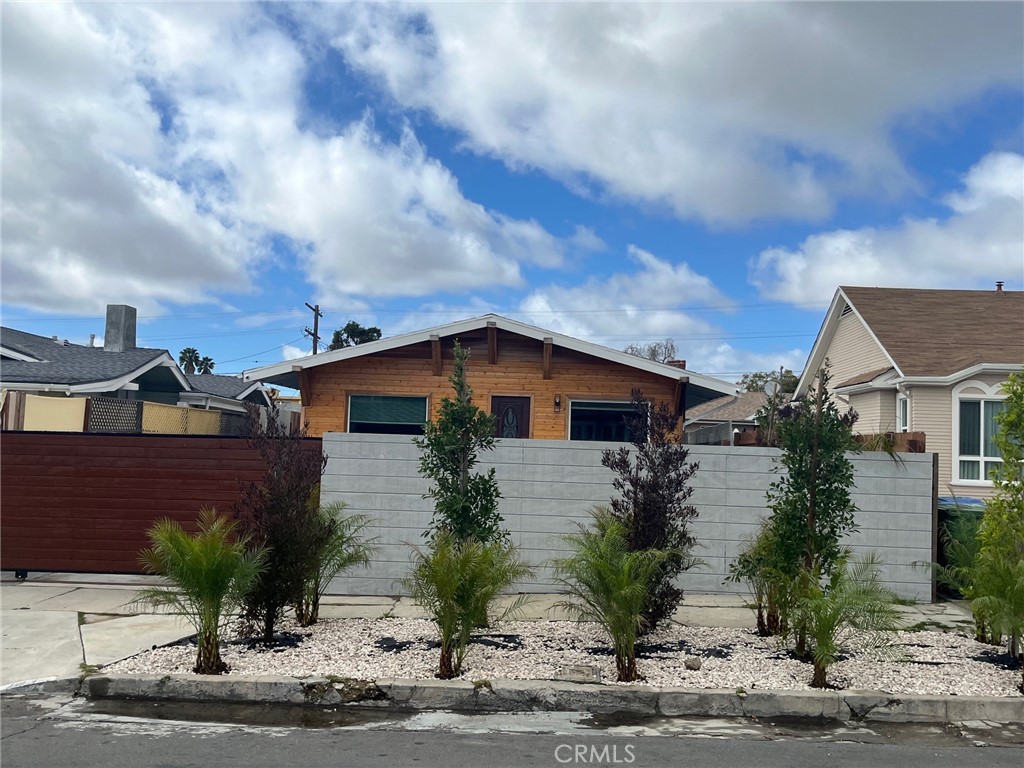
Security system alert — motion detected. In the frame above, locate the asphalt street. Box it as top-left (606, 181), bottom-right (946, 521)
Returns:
top-left (2, 694), bottom-right (1022, 768)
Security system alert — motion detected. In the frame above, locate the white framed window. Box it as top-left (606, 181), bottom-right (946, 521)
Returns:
top-left (952, 381), bottom-right (1006, 483)
top-left (348, 395), bottom-right (427, 435)
top-left (896, 395), bottom-right (909, 433)
top-left (569, 400), bottom-right (636, 442)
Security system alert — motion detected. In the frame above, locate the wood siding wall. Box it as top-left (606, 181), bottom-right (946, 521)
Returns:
top-left (0, 432), bottom-right (320, 573)
top-left (849, 389), bottom-right (897, 433)
top-left (302, 330), bottom-right (679, 438)
top-left (824, 312), bottom-right (891, 400)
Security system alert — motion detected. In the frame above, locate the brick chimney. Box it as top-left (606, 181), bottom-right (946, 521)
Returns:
top-left (666, 359), bottom-right (687, 369)
top-left (103, 305), bottom-right (137, 352)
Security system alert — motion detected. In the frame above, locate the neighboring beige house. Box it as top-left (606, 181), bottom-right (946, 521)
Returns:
top-left (796, 285), bottom-right (1023, 499)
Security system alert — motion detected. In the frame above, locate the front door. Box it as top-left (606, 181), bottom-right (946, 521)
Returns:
top-left (492, 396), bottom-right (530, 439)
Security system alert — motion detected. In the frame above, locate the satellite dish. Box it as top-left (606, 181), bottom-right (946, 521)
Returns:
top-left (762, 378), bottom-right (779, 398)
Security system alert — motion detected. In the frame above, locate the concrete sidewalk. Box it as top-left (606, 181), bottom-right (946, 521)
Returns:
top-left (0, 572), bottom-right (975, 689)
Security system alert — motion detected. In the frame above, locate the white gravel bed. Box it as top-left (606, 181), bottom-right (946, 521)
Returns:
top-left (103, 618), bottom-right (1023, 697)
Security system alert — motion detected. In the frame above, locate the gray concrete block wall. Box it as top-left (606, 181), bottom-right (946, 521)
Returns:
top-left (322, 435), bottom-right (936, 601)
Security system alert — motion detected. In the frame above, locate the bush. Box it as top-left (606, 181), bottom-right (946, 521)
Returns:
top-left (794, 553), bottom-right (901, 688)
top-left (294, 501), bottom-right (377, 626)
top-left (404, 532), bottom-right (533, 679)
top-left (974, 373), bottom-right (1024, 671)
top-left (554, 507), bottom-right (678, 682)
top-left (235, 402), bottom-right (329, 643)
top-left (135, 508), bottom-right (266, 674)
top-left (601, 389), bottom-right (700, 633)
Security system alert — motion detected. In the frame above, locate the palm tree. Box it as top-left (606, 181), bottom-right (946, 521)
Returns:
top-left (179, 347), bottom-right (200, 375)
top-left (294, 501), bottom-right (377, 626)
top-left (554, 507), bottom-right (677, 682)
top-left (133, 508), bottom-right (266, 674)
top-left (404, 532), bottom-right (533, 679)
top-left (197, 356), bottom-right (215, 375)
top-left (795, 553), bottom-right (901, 688)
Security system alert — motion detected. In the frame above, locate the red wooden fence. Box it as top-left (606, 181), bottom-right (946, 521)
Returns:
top-left (0, 432), bottom-right (322, 573)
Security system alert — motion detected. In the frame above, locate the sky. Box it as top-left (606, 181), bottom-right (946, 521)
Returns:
top-left (2, 1), bottom-right (1022, 385)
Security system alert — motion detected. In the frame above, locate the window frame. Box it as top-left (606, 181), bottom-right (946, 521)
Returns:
top-left (951, 380), bottom-right (1006, 486)
top-left (346, 393), bottom-right (429, 435)
top-left (896, 394), bottom-right (909, 433)
top-left (567, 398), bottom-right (638, 443)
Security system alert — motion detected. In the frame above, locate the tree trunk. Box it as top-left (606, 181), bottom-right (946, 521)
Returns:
top-left (811, 661), bottom-right (828, 689)
top-left (437, 645), bottom-right (456, 680)
top-left (615, 652), bottom-right (638, 683)
top-left (194, 630), bottom-right (227, 675)
top-left (262, 609), bottom-right (275, 644)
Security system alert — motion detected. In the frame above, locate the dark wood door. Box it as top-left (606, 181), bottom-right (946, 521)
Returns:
top-left (492, 396), bottom-right (530, 439)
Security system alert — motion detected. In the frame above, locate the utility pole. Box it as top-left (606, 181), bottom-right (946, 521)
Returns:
top-left (304, 302), bottom-right (323, 355)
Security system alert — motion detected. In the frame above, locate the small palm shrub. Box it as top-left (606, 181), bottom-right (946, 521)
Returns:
top-left (972, 540), bottom-right (1024, 691)
top-left (725, 519), bottom-right (793, 637)
top-left (554, 508), bottom-right (676, 682)
top-left (294, 502), bottom-right (377, 626)
top-left (794, 553), bottom-right (901, 688)
top-left (405, 532), bottom-right (533, 679)
top-left (135, 508), bottom-right (266, 675)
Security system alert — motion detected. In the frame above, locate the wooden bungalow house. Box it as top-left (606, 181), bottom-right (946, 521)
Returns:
top-left (242, 314), bottom-right (738, 440)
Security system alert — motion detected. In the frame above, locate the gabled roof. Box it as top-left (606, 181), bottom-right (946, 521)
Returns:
top-left (185, 373), bottom-right (268, 402)
top-left (243, 313), bottom-right (738, 402)
top-left (0, 327), bottom-right (187, 393)
top-left (797, 286), bottom-right (1024, 397)
top-left (684, 391), bottom-right (770, 424)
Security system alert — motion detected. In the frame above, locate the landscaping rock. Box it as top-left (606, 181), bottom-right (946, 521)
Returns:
top-left (684, 657), bottom-right (702, 671)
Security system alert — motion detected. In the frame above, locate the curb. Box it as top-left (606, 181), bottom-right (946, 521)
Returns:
top-left (79, 674), bottom-right (1024, 725)
top-left (0, 676), bottom-right (84, 696)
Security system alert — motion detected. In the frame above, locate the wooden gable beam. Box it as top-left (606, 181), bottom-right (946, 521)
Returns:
top-left (673, 377), bottom-right (688, 420)
top-left (487, 321), bottom-right (498, 365)
top-left (430, 334), bottom-right (442, 376)
top-left (543, 337), bottom-right (553, 380)
top-left (295, 367), bottom-right (311, 407)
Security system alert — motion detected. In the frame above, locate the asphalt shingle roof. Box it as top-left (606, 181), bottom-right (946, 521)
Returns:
top-left (184, 373), bottom-right (254, 399)
top-left (686, 391), bottom-right (769, 422)
top-left (841, 286), bottom-right (1024, 377)
top-left (0, 327), bottom-right (168, 386)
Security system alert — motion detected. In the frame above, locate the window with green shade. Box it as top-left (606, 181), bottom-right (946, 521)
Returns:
top-left (348, 395), bottom-right (427, 435)
top-left (569, 401), bottom-right (636, 442)
top-left (957, 397), bottom-right (1004, 482)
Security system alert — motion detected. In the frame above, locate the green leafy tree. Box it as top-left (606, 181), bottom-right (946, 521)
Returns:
top-left (415, 340), bottom-right (503, 542)
top-left (601, 389), bottom-right (701, 632)
top-left (624, 339), bottom-right (678, 364)
top-left (555, 507), bottom-right (677, 682)
top-left (794, 553), bottom-right (901, 688)
top-left (738, 368), bottom-right (800, 395)
top-left (235, 402), bottom-right (329, 642)
top-left (329, 321), bottom-right (382, 351)
top-left (134, 508), bottom-right (266, 674)
top-left (294, 501), bottom-right (377, 626)
top-left (196, 356), bottom-right (215, 375)
top-left (764, 363), bottom-right (859, 654)
top-left (973, 373), bottom-right (1024, 670)
top-left (404, 531), bottom-right (533, 679)
top-left (179, 347), bottom-right (200, 375)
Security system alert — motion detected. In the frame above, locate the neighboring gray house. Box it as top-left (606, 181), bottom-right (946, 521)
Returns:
top-left (182, 374), bottom-right (273, 413)
top-left (1, 304), bottom-right (271, 426)
top-left (683, 391), bottom-right (769, 444)
top-left (0, 306), bottom-right (188, 403)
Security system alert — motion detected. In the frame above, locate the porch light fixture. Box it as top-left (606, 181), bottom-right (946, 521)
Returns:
top-left (554, 395), bottom-right (562, 411)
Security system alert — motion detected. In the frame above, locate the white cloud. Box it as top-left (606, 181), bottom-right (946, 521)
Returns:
top-left (281, 344), bottom-right (310, 361)
top-left (750, 152), bottom-right (1024, 304)
top-left (0, 2), bottom-right (256, 316)
top-left (1, 2), bottom-right (571, 316)
top-left (329, 2), bottom-right (1022, 224)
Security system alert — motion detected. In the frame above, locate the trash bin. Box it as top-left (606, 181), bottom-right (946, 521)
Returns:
top-left (936, 496), bottom-right (986, 597)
